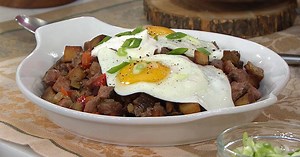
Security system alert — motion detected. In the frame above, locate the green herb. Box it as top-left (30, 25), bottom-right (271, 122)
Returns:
top-left (133, 62), bottom-right (147, 74)
top-left (107, 62), bottom-right (130, 74)
top-left (196, 47), bottom-right (211, 55)
top-left (117, 47), bottom-right (128, 56)
top-left (115, 31), bottom-right (132, 37)
top-left (98, 36), bottom-right (111, 45)
top-left (117, 38), bottom-right (142, 56)
top-left (166, 32), bottom-right (187, 39)
top-left (115, 26), bottom-right (145, 37)
top-left (131, 26), bottom-right (144, 35)
top-left (167, 48), bottom-right (188, 55)
top-left (122, 38), bottom-right (142, 48)
top-left (233, 132), bottom-right (300, 157)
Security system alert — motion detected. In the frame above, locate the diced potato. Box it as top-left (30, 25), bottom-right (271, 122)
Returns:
top-left (52, 92), bottom-right (65, 104)
top-left (234, 93), bottom-right (250, 106)
top-left (194, 50), bottom-right (209, 65)
top-left (244, 61), bottom-right (264, 88)
top-left (221, 50), bottom-right (241, 67)
top-left (70, 80), bottom-right (81, 89)
top-left (244, 61), bottom-right (264, 81)
top-left (41, 87), bottom-right (56, 103)
top-left (127, 103), bottom-right (134, 113)
top-left (63, 46), bottom-right (83, 62)
top-left (84, 35), bottom-right (106, 50)
top-left (67, 67), bottom-right (86, 82)
top-left (165, 102), bottom-right (174, 113)
top-left (70, 102), bottom-right (83, 111)
top-left (179, 103), bottom-right (201, 114)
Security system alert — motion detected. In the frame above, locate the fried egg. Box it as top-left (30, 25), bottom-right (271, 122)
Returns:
top-left (91, 27), bottom-right (235, 111)
top-left (114, 54), bottom-right (234, 110)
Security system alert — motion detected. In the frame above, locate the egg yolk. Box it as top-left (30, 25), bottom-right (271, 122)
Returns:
top-left (146, 26), bottom-right (174, 37)
top-left (117, 61), bottom-right (170, 85)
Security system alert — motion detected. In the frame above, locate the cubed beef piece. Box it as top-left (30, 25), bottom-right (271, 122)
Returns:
top-left (71, 53), bottom-right (82, 67)
top-left (84, 96), bottom-right (101, 113)
top-left (210, 59), bottom-right (224, 71)
top-left (227, 68), bottom-right (249, 83)
top-left (58, 98), bottom-right (73, 108)
top-left (98, 86), bottom-right (114, 99)
top-left (223, 60), bottom-right (237, 74)
top-left (89, 61), bottom-right (101, 77)
top-left (247, 85), bottom-right (262, 102)
top-left (52, 76), bottom-right (70, 92)
top-left (221, 50), bottom-right (240, 67)
top-left (42, 69), bottom-right (60, 86)
top-left (231, 81), bottom-right (249, 101)
top-left (150, 102), bottom-right (166, 117)
top-left (97, 99), bottom-right (123, 116)
top-left (84, 73), bottom-right (101, 89)
top-left (132, 94), bottom-right (159, 116)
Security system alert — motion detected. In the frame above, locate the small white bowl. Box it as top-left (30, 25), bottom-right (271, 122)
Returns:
top-left (16, 17), bottom-right (289, 146)
top-left (217, 121), bottom-right (300, 157)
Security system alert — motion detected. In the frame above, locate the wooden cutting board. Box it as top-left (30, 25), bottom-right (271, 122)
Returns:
top-left (144, 0), bottom-right (297, 38)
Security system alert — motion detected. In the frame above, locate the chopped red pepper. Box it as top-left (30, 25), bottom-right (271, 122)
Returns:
top-left (77, 95), bottom-right (86, 104)
top-left (93, 73), bottom-right (107, 86)
top-left (81, 51), bottom-right (92, 69)
top-left (60, 87), bottom-right (70, 97)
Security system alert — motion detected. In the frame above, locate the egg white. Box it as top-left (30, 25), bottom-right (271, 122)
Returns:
top-left (156, 35), bottom-right (223, 61)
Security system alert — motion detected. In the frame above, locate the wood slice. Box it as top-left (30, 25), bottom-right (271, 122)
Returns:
top-left (143, 0), bottom-right (297, 38)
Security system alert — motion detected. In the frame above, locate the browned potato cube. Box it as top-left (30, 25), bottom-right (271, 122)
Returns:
top-left (179, 103), bottom-right (201, 114)
top-left (244, 61), bottom-right (264, 88)
top-left (234, 93), bottom-right (250, 106)
top-left (165, 101), bottom-right (174, 113)
top-left (194, 50), bottom-right (209, 65)
top-left (244, 61), bottom-right (264, 81)
top-left (63, 46), bottom-right (83, 62)
top-left (67, 67), bottom-right (86, 82)
top-left (41, 87), bottom-right (56, 103)
top-left (84, 34), bottom-right (106, 50)
top-left (221, 50), bottom-right (241, 67)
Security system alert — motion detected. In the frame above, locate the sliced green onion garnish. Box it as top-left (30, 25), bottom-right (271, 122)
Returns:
top-left (122, 38), bottom-right (142, 48)
top-left (166, 32), bottom-right (187, 39)
top-left (128, 38), bottom-right (142, 48)
top-left (133, 62), bottom-right (147, 74)
top-left (131, 26), bottom-right (144, 35)
top-left (122, 38), bottom-right (133, 47)
top-left (107, 62), bottom-right (130, 74)
top-left (117, 47), bottom-right (128, 56)
top-left (98, 36), bottom-right (111, 45)
top-left (115, 26), bottom-right (144, 37)
top-left (233, 132), bottom-right (300, 157)
top-left (115, 31), bottom-right (132, 37)
top-left (167, 48), bottom-right (188, 55)
top-left (197, 47), bottom-right (211, 55)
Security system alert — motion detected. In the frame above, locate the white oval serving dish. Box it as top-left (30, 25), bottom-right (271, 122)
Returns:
top-left (16, 16), bottom-right (289, 146)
